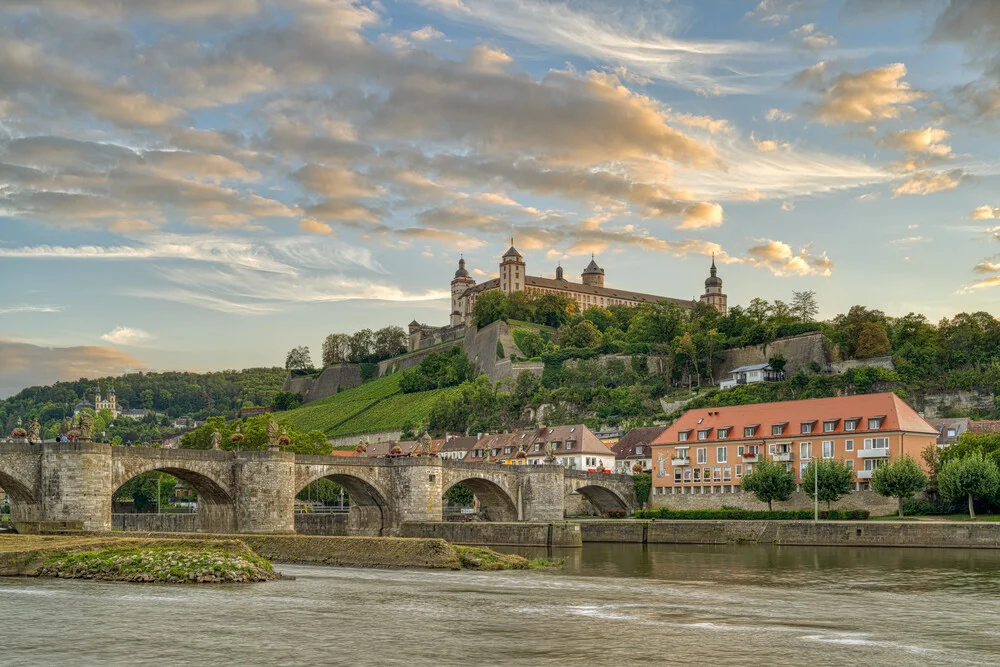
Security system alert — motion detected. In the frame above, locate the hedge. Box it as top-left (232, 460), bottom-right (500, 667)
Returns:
top-left (632, 508), bottom-right (870, 520)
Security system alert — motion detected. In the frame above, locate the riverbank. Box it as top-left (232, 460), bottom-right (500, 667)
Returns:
top-left (0, 535), bottom-right (276, 582)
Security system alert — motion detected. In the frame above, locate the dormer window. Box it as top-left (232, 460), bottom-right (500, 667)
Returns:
top-left (697, 429), bottom-right (711, 441)
top-left (801, 421), bottom-right (816, 434)
top-left (636, 446), bottom-right (643, 455)
top-left (845, 419), bottom-right (859, 432)
top-left (504, 447), bottom-right (513, 454)
top-left (744, 425), bottom-right (759, 438)
top-left (823, 419), bottom-right (838, 433)
top-left (868, 416), bottom-right (885, 430)
top-left (551, 442), bottom-right (560, 450)
top-left (565, 441), bottom-right (574, 450)
top-left (718, 428), bottom-right (731, 439)
top-left (771, 422), bottom-right (788, 436)
top-left (678, 430), bottom-right (691, 442)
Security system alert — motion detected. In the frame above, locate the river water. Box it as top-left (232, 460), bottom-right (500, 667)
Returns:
top-left (3, 543), bottom-right (1000, 666)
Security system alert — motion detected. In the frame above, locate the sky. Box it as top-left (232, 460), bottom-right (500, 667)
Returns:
top-left (1, 0), bottom-right (1000, 397)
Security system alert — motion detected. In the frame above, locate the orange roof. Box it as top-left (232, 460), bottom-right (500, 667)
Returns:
top-left (652, 393), bottom-right (938, 446)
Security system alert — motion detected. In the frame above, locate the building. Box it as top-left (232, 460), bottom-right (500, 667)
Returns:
top-left (94, 385), bottom-right (119, 418)
top-left (593, 429), bottom-right (625, 446)
top-left (437, 435), bottom-right (479, 461)
top-left (465, 425), bottom-right (617, 471)
top-left (447, 244), bottom-right (726, 329)
top-left (926, 418), bottom-right (970, 447)
top-left (719, 363), bottom-right (784, 390)
top-left (612, 426), bottom-right (667, 474)
top-left (121, 409), bottom-right (155, 421)
top-left (649, 393), bottom-right (939, 501)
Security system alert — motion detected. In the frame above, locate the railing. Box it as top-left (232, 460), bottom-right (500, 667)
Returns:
top-left (857, 469), bottom-right (874, 479)
top-left (858, 448), bottom-right (889, 459)
top-left (741, 454), bottom-right (759, 463)
top-left (772, 452), bottom-right (793, 462)
top-left (671, 457), bottom-right (690, 466)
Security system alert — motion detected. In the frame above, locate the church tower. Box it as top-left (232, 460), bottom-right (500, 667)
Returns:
top-left (499, 240), bottom-right (525, 294)
top-left (581, 255), bottom-right (605, 287)
top-left (450, 257), bottom-right (476, 326)
top-left (700, 254), bottom-right (727, 315)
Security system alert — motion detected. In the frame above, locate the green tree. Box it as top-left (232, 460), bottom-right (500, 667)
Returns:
top-left (801, 459), bottom-right (855, 511)
top-left (472, 290), bottom-right (508, 327)
top-left (740, 458), bottom-right (795, 510)
top-left (322, 333), bottom-right (351, 366)
top-left (768, 353), bottom-right (787, 375)
top-left (560, 320), bottom-right (602, 349)
top-left (348, 329), bottom-right (375, 363)
top-left (869, 455), bottom-right (927, 517)
top-left (855, 322), bottom-right (891, 359)
top-left (791, 290), bottom-right (819, 322)
top-left (632, 472), bottom-right (652, 508)
top-left (373, 326), bottom-right (408, 360)
top-left (938, 451), bottom-right (1000, 519)
top-left (285, 346), bottom-right (313, 370)
top-left (746, 298), bottom-right (772, 325)
top-left (444, 483), bottom-right (474, 506)
top-left (271, 391), bottom-right (303, 411)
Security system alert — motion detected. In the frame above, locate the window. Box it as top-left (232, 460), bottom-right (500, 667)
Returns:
top-left (736, 464), bottom-right (743, 478)
top-left (676, 447), bottom-right (689, 460)
top-left (716, 447), bottom-right (728, 463)
top-left (674, 469), bottom-right (682, 483)
top-left (845, 420), bottom-right (858, 432)
top-left (823, 421), bottom-right (836, 433)
top-left (864, 437), bottom-right (889, 450)
top-left (822, 440), bottom-right (834, 459)
top-left (693, 468), bottom-right (701, 482)
top-left (768, 443), bottom-right (776, 455)
top-left (698, 430), bottom-right (710, 441)
top-left (533, 443), bottom-right (541, 452)
top-left (744, 426), bottom-right (758, 438)
top-left (504, 447), bottom-right (513, 454)
top-left (723, 466), bottom-right (732, 482)
top-left (846, 459), bottom-right (854, 470)
top-left (800, 442), bottom-right (812, 459)
top-left (704, 467), bottom-right (712, 481)
top-left (737, 445), bottom-right (745, 456)
top-left (696, 448), bottom-right (707, 464)
top-left (801, 423), bottom-right (813, 434)
top-left (718, 428), bottom-right (730, 439)
top-left (551, 442), bottom-right (560, 450)
top-left (744, 463), bottom-right (753, 475)
top-left (678, 432), bottom-right (689, 442)
top-left (800, 462), bottom-right (809, 479)
top-left (565, 441), bottom-right (574, 450)
top-left (864, 459), bottom-right (884, 471)
top-left (713, 467), bottom-right (721, 482)
top-left (636, 446), bottom-right (643, 455)
top-left (683, 469), bottom-right (691, 483)
top-left (772, 424), bottom-right (786, 436)
top-left (868, 417), bottom-right (884, 430)
top-left (845, 439), bottom-right (854, 452)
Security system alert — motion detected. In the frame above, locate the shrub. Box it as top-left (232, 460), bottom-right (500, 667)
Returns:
top-left (1, 503), bottom-right (9, 515)
top-left (604, 509), bottom-right (628, 519)
top-left (496, 341), bottom-right (505, 359)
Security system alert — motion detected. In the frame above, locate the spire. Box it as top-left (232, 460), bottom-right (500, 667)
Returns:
top-left (710, 252), bottom-right (717, 275)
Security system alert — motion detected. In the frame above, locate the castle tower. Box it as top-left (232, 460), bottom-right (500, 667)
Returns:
top-left (581, 255), bottom-right (605, 287)
top-left (700, 254), bottom-right (727, 315)
top-left (555, 263), bottom-right (565, 281)
top-left (450, 257), bottom-right (476, 326)
top-left (108, 383), bottom-right (117, 417)
top-left (499, 240), bottom-right (525, 295)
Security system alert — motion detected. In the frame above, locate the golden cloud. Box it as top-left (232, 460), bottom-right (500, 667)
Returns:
top-left (892, 169), bottom-right (969, 197)
top-left (809, 63), bottom-right (924, 125)
top-left (678, 202), bottom-right (724, 230)
top-left (971, 206), bottom-right (1000, 220)
top-left (745, 239), bottom-right (833, 276)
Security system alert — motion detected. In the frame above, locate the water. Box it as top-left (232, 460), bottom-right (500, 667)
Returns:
top-left (3, 543), bottom-right (1000, 666)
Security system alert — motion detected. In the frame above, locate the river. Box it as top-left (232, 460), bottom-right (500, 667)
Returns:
top-left (3, 543), bottom-right (1000, 666)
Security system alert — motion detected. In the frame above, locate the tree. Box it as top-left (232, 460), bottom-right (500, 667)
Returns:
top-left (801, 459), bottom-right (855, 511)
top-left (472, 290), bottom-right (508, 327)
top-left (348, 329), bottom-right (375, 363)
top-left (322, 333), bottom-right (351, 366)
top-left (373, 326), bottom-right (407, 360)
top-left (560, 320), bottom-right (602, 349)
top-left (938, 451), bottom-right (1000, 519)
top-left (768, 353), bottom-right (787, 375)
top-left (870, 456), bottom-right (927, 517)
top-left (740, 458), bottom-right (795, 510)
top-left (444, 483), bottom-right (474, 507)
top-left (855, 322), bottom-right (891, 359)
top-left (746, 298), bottom-right (772, 325)
top-left (791, 290), bottom-right (818, 322)
top-left (271, 391), bottom-right (303, 411)
top-left (285, 346), bottom-right (313, 370)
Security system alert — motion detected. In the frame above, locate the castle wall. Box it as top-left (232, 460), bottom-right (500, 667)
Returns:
top-left (711, 332), bottom-right (830, 381)
top-left (282, 364), bottom-right (363, 404)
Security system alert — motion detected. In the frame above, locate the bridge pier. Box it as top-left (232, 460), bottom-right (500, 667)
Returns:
top-left (233, 451), bottom-right (297, 533)
top-left (41, 442), bottom-right (113, 531)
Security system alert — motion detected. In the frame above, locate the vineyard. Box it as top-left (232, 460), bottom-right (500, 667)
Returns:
top-left (280, 372), bottom-right (455, 437)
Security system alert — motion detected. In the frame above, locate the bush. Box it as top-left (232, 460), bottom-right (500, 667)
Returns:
top-left (1, 503), bottom-right (9, 515)
top-left (604, 509), bottom-right (628, 518)
top-left (632, 508), bottom-right (870, 520)
top-left (902, 497), bottom-right (959, 516)
top-left (496, 341), bottom-right (505, 359)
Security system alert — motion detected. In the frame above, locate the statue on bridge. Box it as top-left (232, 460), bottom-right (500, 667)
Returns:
top-left (267, 418), bottom-right (280, 452)
top-left (543, 441), bottom-right (556, 464)
top-left (28, 417), bottom-right (41, 444)
top-left (78, 412), bottom-right (94, 442)
top-left (210, 429), bottom-right (222, 451)
top-left (419, 432), bottom-right (433, 457)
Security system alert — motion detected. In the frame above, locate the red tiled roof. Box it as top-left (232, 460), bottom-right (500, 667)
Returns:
top-left (612, 426), bottom-right (667, 459)
top-left (970, 420), bottom-right (1000, 434)
top-left (652, 393), bottom-right (938, 447)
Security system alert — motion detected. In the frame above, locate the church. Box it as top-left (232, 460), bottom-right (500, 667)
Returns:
top-left (449, 243), bottom-right (727, 326)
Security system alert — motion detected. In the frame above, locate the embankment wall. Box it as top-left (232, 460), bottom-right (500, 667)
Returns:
top-left (651, 489), bottom-right (898, 516)
top-left (294, 512), bottom-right (348, 536)
top-left (399, 521), bottom-right (582, 547)
top-left (112, 513), bottom-right (199, 532)
top-left (580, 520), bottom-right (1000, 549)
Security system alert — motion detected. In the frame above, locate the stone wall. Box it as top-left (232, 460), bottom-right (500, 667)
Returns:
top-left (399, 521), bottom-right (582, 547)
top-left (564, 354), bottom-right (671, 376)
top-left (909, 387), bottom-right (996, 419)
top-left (283, 365), bottom-right (363, 404)
top-left (112, 513), bottom-right (199, 532)
top-left (326, 431), bottom-right (402, 448)
top-left (377, 341), bottom-right (463, 377)
top-left (712, 332), bottom-right (829, 380)
top-left (828, 356), bottom-right (895, 374)
top-left (651, 488), bottom-right (898, 515)
top-left (294, 512), bottom-right (349, 535)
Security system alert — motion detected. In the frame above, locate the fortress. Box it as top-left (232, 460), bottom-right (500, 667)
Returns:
top-left (409, 243), bottom-right (727, 352)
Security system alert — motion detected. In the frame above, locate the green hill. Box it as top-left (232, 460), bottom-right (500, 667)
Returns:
top-left (280, 373), bottom-right (458, 437)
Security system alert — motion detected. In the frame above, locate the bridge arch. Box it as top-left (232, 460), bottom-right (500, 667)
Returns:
top-left (295, 466), bottom-right (392, 536)
top-left (444, 476), bottom-right (519, 522)
top-left (570, 485), bottom-right (631, 514)
top-left (0, 468), bottom-right (40, 523)
top-left (564, 472), bottom-right (636, 516)
top-left (112, 458), bottom-right (236, 533)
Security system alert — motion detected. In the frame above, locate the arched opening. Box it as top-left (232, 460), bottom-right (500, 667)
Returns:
top-left (0, 470), bottom-right (40, 525)
top-left (444, 478), bottom-right (518, 522)
top-left (112, 467), bottom-right (235, 533)
top-left (295, 474), bottom-right (388, 537)
top-left (571, 485), bottom-right (630, 516)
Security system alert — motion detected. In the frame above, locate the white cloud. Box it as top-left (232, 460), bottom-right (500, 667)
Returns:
top-left (744, 239), bottom-right (834, 277)
top-left (100, 326), bottom-right (154, 346)
top-left (889, 236), bottom-right (932, 245)
top-left (789, 24), bottom-right (837, 49)
top-left (971, 206), bottom-right (1000, 220)
top-left (765, 108), bottom-right (795, 122)
top-left (0, 305), bottom-right (62, 315)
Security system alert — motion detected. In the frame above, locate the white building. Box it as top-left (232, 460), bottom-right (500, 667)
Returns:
top-left (465, 425), bottom-right (617, 472)
top-left (719, 363), bottom-right (784, 390)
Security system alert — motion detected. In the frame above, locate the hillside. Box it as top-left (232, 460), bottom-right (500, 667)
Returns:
top-left (280, 373), bottom-right (460, 438)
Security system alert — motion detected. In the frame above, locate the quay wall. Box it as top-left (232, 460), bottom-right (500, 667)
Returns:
top-left (580, 520), bottom-right (1000, 549)
top-left (112, 513), bottom-right (199, 533)
top-left (294, 513), bottom-right (349, 536)
top-left (399, 521), bottom-right (582, 548)
top-left (651, 489), bottom-right (898, 516)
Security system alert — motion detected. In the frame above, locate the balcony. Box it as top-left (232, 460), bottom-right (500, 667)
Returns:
top-left (671, 457), bottom-right (690, 466)
top-left (858, 448), bottom-right (889, 459)
top-left (741, 454), bottom-right (759, 463)
top-left (857, 469), bottom-right (874, 479)
top-left (772, 452), bottom-right (793, 462)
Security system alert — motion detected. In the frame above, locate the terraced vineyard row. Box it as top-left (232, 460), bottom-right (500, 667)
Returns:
top-left (327, 386), bottom-right (461, 437)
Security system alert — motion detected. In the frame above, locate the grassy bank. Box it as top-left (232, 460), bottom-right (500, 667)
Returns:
top-left (453, 546), bottom-right (564, 570)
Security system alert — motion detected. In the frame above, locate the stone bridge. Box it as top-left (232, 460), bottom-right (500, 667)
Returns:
top-left (0, 442), bottom-right (634, 535)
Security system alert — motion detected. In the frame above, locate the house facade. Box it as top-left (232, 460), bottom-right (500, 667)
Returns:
top-left (464, 425), bottom-right (616, 471)
top-left (612, 426), bottom-right (666, 475)
top-left (719, 363), bottom-right (783, 390)
top-left (649, 393), bottom-right (939, 502)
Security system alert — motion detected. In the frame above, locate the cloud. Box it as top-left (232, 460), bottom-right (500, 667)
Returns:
top-left (0, 305), bottom-right (61, 315)
top-left (892, 169), bottom-right (969, 197)
top-left (0, 341), bottom-right (145, 399)
top-left (678, 202), bottom-right (724, 230)
top-left (789, 24), bottom-right (838, 49)
top-left (971, 206), bottom-right (1000, 220)
top-left (745, 0), bottom-right (803, 26)
top-left (100, 326), bottom-right (154, 346)
top-left (878, 127), bottom-right (952, 157)
top-left (890, 236), bottom-right (932, 245)
top-left (803, 63), bottom-right (925, 125)
top-left (299, 218), bottom-right (335, 235)
top-left (672, 113), bottom-right (732, 134)
top-left (745, 239), bottom-right (834, 276)
top-left (751, 133), bottom-right (789, 152)
top-left (765, 108), bottom-right (795, 122)
top-left (781, 201), bottom-right (794, 211)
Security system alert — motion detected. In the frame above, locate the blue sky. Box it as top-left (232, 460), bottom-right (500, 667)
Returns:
top-left (1, 0), bottom-right (999, 396)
